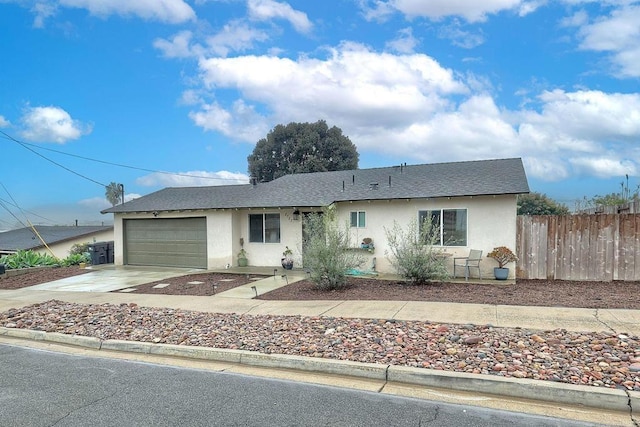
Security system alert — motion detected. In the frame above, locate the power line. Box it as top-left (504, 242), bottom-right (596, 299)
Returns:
top-left (0, 131), bottom-right (107, 188)
top-left (0, 131), bottom-right (249, 183)
top-left (0, 195), bottom-right (56, 224)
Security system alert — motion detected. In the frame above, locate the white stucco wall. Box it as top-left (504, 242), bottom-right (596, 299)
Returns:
top-left (334, 195), bottom-right (518, 278)
top-left (234, 208), bottom-right (305, 268)
top-left (110, 195), bottom-right (518, 278)
top-left (34, 229), bottom-right (114, 259)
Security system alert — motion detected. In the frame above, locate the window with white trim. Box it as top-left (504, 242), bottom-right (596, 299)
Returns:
top-left (350, 211), bottom-right (366, 228)
top-left (418, 209), bottom-right (467, 246)
top-left (249, 213), bottom-right (281, 243)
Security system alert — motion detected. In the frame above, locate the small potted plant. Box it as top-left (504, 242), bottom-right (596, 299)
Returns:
top-left (360, 237), bottom-right (374, 252)
top-left (487, 246), bottom-right (517, 280)
top-left (281, 246), bottom-right (294, 270)
top-left (237, 240), bottom-right (249, 268)
top-left (237, 248), bottom-right (248, 267)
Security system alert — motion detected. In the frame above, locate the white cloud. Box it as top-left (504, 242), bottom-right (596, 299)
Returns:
top-left (559, 9), bottom-right (588, 27)
top-left (361, 0), bottom-right (528, 23)
top-left (569, 156), bottom-right (637, 178)
top-left (7, 0), bottom-right (195, 27)
top-left (59, 0), bottom-right (196, 23)
top-left (154, 22), bottom-right (270, 59)
top-left (518, 0), bottom-right (546, 16)
top-left (154, 30), bottom-right (201, 58)
top-left (31, 1), bottom-right (57, 28)
top-left (189, 99), bottom-right (269, 142)
top-left (438, 20), bottom-right (485, 48)
top-left (196, 42), bottom-right (467, 139)
top-left (247, 0), bottom-right (313, 33)
top-left (206, 20), bottom-right (270, 56)
top-left (79, 193), bottom-right (141, 210)
top-left (181, 38), bottom-right (640, 183)
top-left (136, 170), bottom-right (250, 187)
top-left (0, 115), bottom-right (10, 127)
top-left (575, 4), bottom-right (640, 77)
top-left (527, 89), bottom-right (640, 142)
top-left (385, 27), bottom-right (419, 53)
top-left (20, 106), bottom-right (92, 143)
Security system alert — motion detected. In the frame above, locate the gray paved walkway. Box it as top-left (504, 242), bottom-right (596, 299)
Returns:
top-left (0, 266), bottom-right (638, 336)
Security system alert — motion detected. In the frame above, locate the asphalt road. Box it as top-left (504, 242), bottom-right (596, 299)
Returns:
top-left (0, 343), bottom-right (600, 427)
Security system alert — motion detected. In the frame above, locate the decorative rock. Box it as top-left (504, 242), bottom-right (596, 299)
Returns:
top-left (464, 336), bottom-right (483, 345)
top-left (531, 334), bottom-right (546, 343)
top-left (1, 300), bottom-right (638, 393)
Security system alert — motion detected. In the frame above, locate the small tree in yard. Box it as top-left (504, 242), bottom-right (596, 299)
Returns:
top-left (384, 216), bottom-right (449, 285)
top-left (302, 208), bottom-right (364, 290)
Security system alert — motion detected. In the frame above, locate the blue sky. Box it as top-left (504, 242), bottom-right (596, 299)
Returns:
top-left (1, 0), bottom-right (639, 229)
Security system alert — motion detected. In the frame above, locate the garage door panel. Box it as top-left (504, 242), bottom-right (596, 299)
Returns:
top-left (124, 218), bottom-right (207, 268)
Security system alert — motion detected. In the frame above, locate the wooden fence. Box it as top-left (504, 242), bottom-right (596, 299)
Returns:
top-left (516, 214), bottom-right (640, 281)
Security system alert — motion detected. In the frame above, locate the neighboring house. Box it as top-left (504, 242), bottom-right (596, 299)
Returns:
top-left (0, 225), bottom-right (114, 259)
top-left (102, 158), bottom-right (529, 278)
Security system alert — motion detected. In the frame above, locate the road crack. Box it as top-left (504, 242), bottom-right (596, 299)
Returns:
top-left (50, 390), bottom-right (119, 426)
top-left (626, 389), bottom-right (639, 427)
top-left (593, 308), bottom-right (617, 334)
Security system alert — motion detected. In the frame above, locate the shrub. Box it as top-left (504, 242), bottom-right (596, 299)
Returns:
top-left (0, 250), bottom-right (60, 269)
top-left (487, 246), bottom-right (518, 268)
top-left (302, 208), bottom-right (364, 290)
top-left (61, 253), bottom-right (90, 266)
top-left (69, 242), bottom-right (90, 256)
top-left (384, 216), bottom-right (449, 285)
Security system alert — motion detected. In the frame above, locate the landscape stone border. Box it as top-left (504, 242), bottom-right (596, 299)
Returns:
top-left (1, 326), bottom-right (637, 416)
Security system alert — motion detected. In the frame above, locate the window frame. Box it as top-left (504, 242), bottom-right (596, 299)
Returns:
top-left (418, 208), bottom-right (468, 247)
top-left (350, 211), bottom-right (366, 228)
top-left (248, 213), bottom-right (281, 243)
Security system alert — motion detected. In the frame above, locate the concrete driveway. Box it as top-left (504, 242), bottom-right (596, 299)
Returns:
top-left (24, 265), bottom-right (200, 293)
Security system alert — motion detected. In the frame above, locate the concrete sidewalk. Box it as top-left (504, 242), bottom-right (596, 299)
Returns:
top-left (1, 266), bottom-right (639, 425)
top-left (0, 265), bottom-right (638, 335)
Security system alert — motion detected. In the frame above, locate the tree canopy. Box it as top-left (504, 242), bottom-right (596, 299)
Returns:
top-left (105, 182), bottom-right (123, 206)
top-left (247, 120), bottom-right (359, 182)
top-left (517, 192), bottom-right (570, 215)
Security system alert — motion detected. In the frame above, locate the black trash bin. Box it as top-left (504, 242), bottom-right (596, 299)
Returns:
top-left (0, 264), bottom-right (5, 275)
top-left (88, 242), bottom-right (109, 265)
top-left (106, 241), bottom-right (114, 264)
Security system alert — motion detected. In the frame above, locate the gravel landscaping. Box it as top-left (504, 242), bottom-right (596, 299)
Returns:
top-left (1, 300), bottom-right (638, 391)
top-left (1, 267), bottom-right (639, 391)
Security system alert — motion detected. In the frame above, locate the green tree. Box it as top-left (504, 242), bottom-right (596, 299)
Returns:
top-left (590, 175), bottom-right (640, 207)
top-left (517, 192), bottom-right (569, 215)
top-left (248, 120), bottom-right (359, 182)
top-left (105, 182), bottom-right (123, 206)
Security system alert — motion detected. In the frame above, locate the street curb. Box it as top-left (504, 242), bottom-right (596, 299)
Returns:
top-left (387, 365), bottom-right (635, 413)
top-left (1, 326), bottom-right (637, 413)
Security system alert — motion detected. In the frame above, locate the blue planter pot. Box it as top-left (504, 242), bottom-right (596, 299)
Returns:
top-left (494, 267), bottom-right (509, 280)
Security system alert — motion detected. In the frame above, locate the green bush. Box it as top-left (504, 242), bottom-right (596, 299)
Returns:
top-left (0, 250), bottom-right (60, 270)
top-left (61, 253), bottom-right (90, 266)
top-left (302, 208), bottom-right (364, 290)
top-left (69, 242), bottom-right (90, 256)
top-left (384, 216), bottom-right (449, 285)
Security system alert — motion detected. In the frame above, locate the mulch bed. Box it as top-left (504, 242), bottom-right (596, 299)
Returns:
top-left (257, 277), bottom-right (640, 310)
top-left (3, 267), bottom-right (640, 310)
top-left (0, 266), bottom-right (91, 290)
top-left (129, 273), bottom-right (268, 296)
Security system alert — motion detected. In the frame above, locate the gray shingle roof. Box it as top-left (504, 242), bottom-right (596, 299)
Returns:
top-left (103, 158), bottom-right (529, 214)
top-left (0, 225), bottom-right (113, 251)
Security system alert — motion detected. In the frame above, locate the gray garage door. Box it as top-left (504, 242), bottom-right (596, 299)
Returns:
top-left (124, 217), bottom-right (207, 268)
